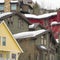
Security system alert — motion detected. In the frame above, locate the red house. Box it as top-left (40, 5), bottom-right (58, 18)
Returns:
top-left (24, 10), bottom-right (60, 42)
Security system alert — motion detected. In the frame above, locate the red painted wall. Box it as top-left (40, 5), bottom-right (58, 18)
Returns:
top-left (27, 15), bottom-right (60, 39)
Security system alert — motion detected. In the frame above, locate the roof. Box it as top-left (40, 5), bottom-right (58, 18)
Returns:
top-left (37, 45), bottom-right (48, 51)
top-left (0, 0), bottom-right (18, 3)
top-left (0, 0), bottom-right (4, 3)
top-left (0, 12), bottom-right (12, 18)
top-left (13, 29), bottom-right (47, 39)
top-left (50, 21), bottom-right (60, 26)
top-left (24, 12), bottom-right (57, 19)
top-left (11, 0), bottom-right (18, 3)
top-left (29, 23), bottom-right (46, 29)
top-left (56, 39), bottom-right (59, 43)
top-left (0, 12), bottom-right (31, 25)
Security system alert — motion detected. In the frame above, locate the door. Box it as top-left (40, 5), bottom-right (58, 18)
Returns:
top-left (12, 54), bottom-right (16, 60)
top-left (0, 54), bottom-right (3, 60)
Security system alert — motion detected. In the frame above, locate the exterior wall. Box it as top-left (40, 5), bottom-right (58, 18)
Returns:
top-left (0, 23), bottom-right (20, 52)
top-left (0, 51), bottom-right (10, 60)
top-left (2, 15), bottom-right (29, 34)
top-left (57, 34), bottom-right (60, 60)
top-left (0, 51), bottom-right (19, 60)
top-left (17, 32), bottom-right (52, 60)
top-left (4, 0), bottom-right (10, 12)
top-left (27, 15), bottom-right (58, 39)
top-left (17, 38), bottom-right (35, 60)
top-left (0, 22), bottom-right (23, 60)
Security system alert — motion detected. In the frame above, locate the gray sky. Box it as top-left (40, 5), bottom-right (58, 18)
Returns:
top-left (32, 0), bottom-right (60, 10)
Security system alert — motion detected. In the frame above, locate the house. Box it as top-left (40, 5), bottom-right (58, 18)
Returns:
top-left (0, 0), bottom-right (19, 13)
top-left (0, 21), bottom-right (23, 60)
top-left (0, 12), bottom-right (31, 34)
top-left (19, 0), bottom-right (33, 14)
top-left (24, 10), bottom-right (60, 40)
top-left (13, 29), bottom-right (57, 60)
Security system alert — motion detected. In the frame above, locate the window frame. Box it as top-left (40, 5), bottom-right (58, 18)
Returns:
top-left (10, 3), bottom-right (17, 11)
top-left (12, 54), bottom-right (16, 60)
top-left (2, 37), bottom-right (6, 46)
top-left (40, 35), bottom-right (47, 46)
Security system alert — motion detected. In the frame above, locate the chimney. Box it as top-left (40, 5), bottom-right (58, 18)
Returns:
top-left (57, 8), bottom-right (60, 22)
top-left (4, 0), bottom-right (10, 12)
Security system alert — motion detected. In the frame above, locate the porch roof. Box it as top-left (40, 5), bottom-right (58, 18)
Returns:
top-left (24, 12), bottom-right (57, 19)
top-left (36, 45), bottom-right (48, 51)
top-left (13, 29), bottom-right (47, 39)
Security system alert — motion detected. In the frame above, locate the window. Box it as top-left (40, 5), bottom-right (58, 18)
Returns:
top-left (11, 4), bottom-right (17, 10)
top-left (44, 39), bottom-right (47, 45)
top-left (0, 54), bottom-right (3, 60)
top-left (0, 4), bottom-right (4, 10)
top-left (12, 54), bottom-right (16, 60)
top-left (41, 36), bottom-right (44, 45)
top-left (40, 35), bottom-right (47, 45)
top-left (2, 37), bottom-right (6, 46)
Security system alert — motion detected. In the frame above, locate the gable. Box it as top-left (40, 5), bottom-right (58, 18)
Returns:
top-left (0, 21), bottom-right (23, 53)
top-left (0, 12), bottom-right (30, 34)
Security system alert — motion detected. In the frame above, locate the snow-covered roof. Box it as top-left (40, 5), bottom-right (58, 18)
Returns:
top-left (0, 0), bottom-right (18, 3)
top-left (29, 24), bottom-right (35, 28)
top-left (0, 0), bottom-right (4, 3)
top-left (51, 21), bottom-right (60, 26)
top-left (56, 39), bottom-right (59, 43)
top-left (24, 12), bottom-right (57, 19)
top-left (40, 45), bottom-right (47, 50)
top-left (11, 0), bottom-right (18, 3)
top-left (37, 45), bottom-right (47, 50)
top-left (0, 12), bottom-right (12, 18)
top-left (13, 29), bottom-right (47, 39)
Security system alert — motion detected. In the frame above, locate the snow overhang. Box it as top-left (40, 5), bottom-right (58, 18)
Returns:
top-left (13, 29), bottom-right (47, 39)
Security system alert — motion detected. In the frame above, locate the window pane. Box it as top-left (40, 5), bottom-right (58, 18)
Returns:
top-left (11, 4), bottom-right (17, 10)
top-left (0, 5), bottom-right (4, 10)
top-left (41, 36), bottom-right (44, 44)
top-left (44, 39), bottom-right (46, 45)
top-left (12, 54), bottom-right (16, 59)
top-left (2, 37), bottom-right (6, 46)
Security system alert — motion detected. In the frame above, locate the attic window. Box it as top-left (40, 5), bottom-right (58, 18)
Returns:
top-left (2, 37), bottom-right (6, 46)
top-left (11, 4), bottom-right (17, 10)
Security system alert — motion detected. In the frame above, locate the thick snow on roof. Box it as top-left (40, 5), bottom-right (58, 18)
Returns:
top-left (24, 12), bottom-right (57, 19)
top-left (29, 24), bottom-right (35, 28)
top-left (0, 12), bottom-right (12, 18)
top-left (56, 39), bottom-right (59, 43)
top-left (40, 46), bottom-right (47, 50)
top-left (13, 29), bottom-right (47, 39)
top-left (0, 0), bottom-right (4, 3)
top-left (11, 0), bottom-right (18, 3)
top-left (51, 21), bottom-right (60, 25)
top-left (0, 0), bottom-right (18, 3)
